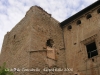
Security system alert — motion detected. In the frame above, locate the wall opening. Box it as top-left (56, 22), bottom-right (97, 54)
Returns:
top-left (86, 42), bottom-right (98, 58)
top-left (92, 58), bottom-right (94, 62)
top-left (67, 25), bottom-right (72, 30)
top-left (97, 8), bottom-right (100, 14)
top-left (46, 39), bottom-right (56, 67)
top-left (46, 39), bottom-right (54, 48)
top-left (86, 14), bottom-right (92, 19)
top-left (76, 20), bottom-right (81, 25)
top-left (14, 35), bottom-right (16, 39)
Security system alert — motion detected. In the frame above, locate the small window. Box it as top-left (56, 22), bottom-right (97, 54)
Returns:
top-left (14, 35), bottom-right (16, 39)
top-left (77, 20), bottom-right (81, 25)
top-left (46, 39), bottom-right (54, 47)
top-left (67, 25), bottom-right (72, 30)
top-left (86, 14), bottom-right (92, 19)
top-left (97, 8), bottom-right (100, 14)
top-left (92, 58), bottom-right (94, 62)
top-left (86, 42), bottom-right (98, 58)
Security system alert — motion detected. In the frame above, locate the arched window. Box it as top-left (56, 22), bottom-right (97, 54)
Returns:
top-left (97, 8), bottom-right (100, 14)
top-left (77, 20), bottom-right (81, 25)
top-left (86, 14), bottom-right (92, 19)
top-left (67, 25), bottom-right (72, 30)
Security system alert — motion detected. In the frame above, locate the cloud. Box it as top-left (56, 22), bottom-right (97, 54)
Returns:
top-left (0, 0), bottom-right (97, 52)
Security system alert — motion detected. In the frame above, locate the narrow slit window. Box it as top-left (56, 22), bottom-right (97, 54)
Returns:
top-left (14, 35), bottom-right (16, 39)
top-left (86, 14), bottom-right (92, 19)
top-left (86, 42), bottom-right (98, 58)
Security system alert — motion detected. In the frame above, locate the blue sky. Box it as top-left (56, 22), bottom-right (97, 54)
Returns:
top-left (0, 0), bottom-right (97, 52)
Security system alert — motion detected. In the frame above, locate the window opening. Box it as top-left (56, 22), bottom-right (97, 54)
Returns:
top-left (77, 20), bottom-right (81, 25)
top-left (86, 14), bottom-right (92, 19)
top-left (67, 25), bottom-right (72, 30)
top-left (14, 35), bottom-right (16, 39)
top-left (97, 8), bottom-right (100, 14)
top-left (46, 39), bottom-right (54, 48)
top-left (86, 42), bottom-right (98, 58)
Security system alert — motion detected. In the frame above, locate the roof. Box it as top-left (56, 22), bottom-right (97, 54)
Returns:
top-left (60, 0), bottom-right (100, 28)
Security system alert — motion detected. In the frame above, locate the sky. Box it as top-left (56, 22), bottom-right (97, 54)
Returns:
top-left (0, 0), bottom-right (98, 52)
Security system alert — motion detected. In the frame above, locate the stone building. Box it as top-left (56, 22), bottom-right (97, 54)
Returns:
top-left (0, 0), bottom-right (100, 75)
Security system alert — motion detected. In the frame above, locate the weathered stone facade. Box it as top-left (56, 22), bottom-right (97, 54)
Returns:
top-left (0, 0), bottom-right (100, 75)
top-left (0, 6), bottom-right (66, 75)
top-left (60, 1), bottom-right (100, 75)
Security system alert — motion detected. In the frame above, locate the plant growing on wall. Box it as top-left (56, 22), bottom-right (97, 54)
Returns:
top-left (0, 62), bottom-right (13, 75)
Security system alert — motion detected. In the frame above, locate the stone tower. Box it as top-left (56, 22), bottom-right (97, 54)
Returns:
top-left (0, 6), bottom-right (66, 75)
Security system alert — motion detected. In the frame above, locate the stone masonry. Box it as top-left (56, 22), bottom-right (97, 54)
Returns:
top-left (0, 0), bottom-right (100, 75)
top-left (0, 6), bottom-right (66, 75)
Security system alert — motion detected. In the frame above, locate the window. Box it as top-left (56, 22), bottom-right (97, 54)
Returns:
top-left (86, 14), bottom-right (92, 19)
top-left (86, 42), bottom-right (98, 58)
top-left (77, 20), bottom-right (81, 25)
top-left (97, 8), bottom-right (100, 14)
top-left (14, 35), bottom-right (16, 39)
top-left (67, 25), bottom-right (72, 30)
top-left (46, 39), bottom-right (54, 47)
top-left (92, 58), bottom-right (94, 62)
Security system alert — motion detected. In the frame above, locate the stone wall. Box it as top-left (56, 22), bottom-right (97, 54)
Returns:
top-left (28, 6), bottom-right (67, 75)
top-left (0, 6), bottom-right (66, 75)
top-left (63, 6), bottom-right (100, 75)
